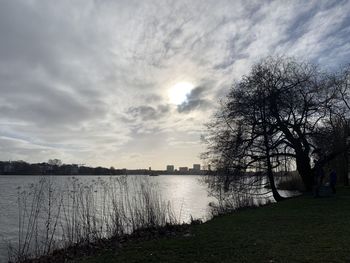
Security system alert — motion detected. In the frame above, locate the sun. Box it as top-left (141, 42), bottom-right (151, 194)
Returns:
top-left (168, 82), bottom-right (194, 105)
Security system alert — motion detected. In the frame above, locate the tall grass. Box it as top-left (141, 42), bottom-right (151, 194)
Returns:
top-left (208, 189), bottom-right (269, 217)
top-left (8, 176), bottom-right (177, 262)
top-left (204, 174), bottom-right (272, 216)
top-left (275, 171), bottom-right (305, 191)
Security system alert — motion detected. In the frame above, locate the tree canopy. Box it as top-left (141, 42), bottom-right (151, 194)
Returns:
top-left (203, 57), bottom-right (350, 201)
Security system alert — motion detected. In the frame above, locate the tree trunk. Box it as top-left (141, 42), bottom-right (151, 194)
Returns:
top-left (344, 152), bottom-right (349, 186)
top-left (295, 155), bottom-right (313, 192)
top-left (266, 166), bottom-right (284, 202)
top-left (265, 145), bottom-right (284, 201)
top-left (262, 122), bottom-right (284, 202)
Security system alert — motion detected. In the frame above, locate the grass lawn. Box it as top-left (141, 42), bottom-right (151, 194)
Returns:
top-left (80, 187), bottom-right (350, 263)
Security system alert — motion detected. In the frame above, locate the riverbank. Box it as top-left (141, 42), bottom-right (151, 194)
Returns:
top-left (5, 176), bottom-right (211, 263)
top-left (78, 187), bottom-right (350, 263)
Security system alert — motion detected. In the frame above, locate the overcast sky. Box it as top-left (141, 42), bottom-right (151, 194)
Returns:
top-left (0, 0), bottom-right (349, 169)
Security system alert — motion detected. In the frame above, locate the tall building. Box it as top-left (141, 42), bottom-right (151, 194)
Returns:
top-left (193, 164), bottom-right (201, 171)
top-left (179, 167), bottom-right (188, 172)
top-left (166, 165), bottom-right (174, 172)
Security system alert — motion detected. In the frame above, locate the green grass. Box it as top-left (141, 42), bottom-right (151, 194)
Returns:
top-left (80, 188), bottom-right (350, 263)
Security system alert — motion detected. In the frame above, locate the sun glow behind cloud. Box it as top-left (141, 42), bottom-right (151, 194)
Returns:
top-left (168, 82), bottom-right (194, 105)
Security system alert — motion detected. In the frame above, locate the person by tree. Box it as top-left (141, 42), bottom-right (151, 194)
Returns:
top-left (329, 168), bottom-right (337, 194)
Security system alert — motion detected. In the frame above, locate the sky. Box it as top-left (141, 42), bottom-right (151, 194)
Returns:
top-left (0, 0), bottom-right (350, 169)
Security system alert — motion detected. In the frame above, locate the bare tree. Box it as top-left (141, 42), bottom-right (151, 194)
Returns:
top-left (203, 57), bottom-right (350, 197)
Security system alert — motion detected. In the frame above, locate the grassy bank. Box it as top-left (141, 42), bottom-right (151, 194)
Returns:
top-left (80, 187), bottom-right (350, 263)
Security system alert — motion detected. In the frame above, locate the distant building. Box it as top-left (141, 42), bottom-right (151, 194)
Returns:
top-left (4, 162), bottom-right (13, 173)
top-left (179, 167), bottom-right (188, 172)
top-left (193, 164), bottom-right (201, 171)
top-left (166, 165), bottom-right (174, 172)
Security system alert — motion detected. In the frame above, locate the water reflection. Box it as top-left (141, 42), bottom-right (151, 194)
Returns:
top-left (0, 175), bottom-right (214, 261)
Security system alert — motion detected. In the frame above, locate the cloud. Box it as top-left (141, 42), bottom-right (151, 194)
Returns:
top-left (0, 0), bottom-right (349, 168)
top-left (177, 86), bottom-right (211, 113)
top-left (127, 104), bottom-right (170, 121)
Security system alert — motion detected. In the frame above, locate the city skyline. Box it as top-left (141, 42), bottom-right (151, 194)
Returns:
top-left (0, 158), bottom-right (205, 171)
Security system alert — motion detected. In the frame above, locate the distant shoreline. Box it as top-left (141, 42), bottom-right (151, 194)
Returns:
top-left (0, 160), bottom-right (210, 176)
top-left (0, 173), bottom-right (207, 176)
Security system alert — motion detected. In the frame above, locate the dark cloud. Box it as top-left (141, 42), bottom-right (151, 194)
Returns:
top-left (0, 75), bottom-right (106, 127)
top-left (127, 104), bottom-right (170, 121)
top-left (177, 86), bottom-right (211, 113)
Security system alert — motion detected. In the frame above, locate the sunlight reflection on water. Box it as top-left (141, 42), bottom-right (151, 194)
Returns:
top-left (0, 175), bottom-right (214, 261)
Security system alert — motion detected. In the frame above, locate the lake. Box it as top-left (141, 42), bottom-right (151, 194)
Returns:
top-left (0, 175), bottom-right (215, 262)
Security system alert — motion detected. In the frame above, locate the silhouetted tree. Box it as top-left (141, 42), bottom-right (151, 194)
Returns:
top-left (204, 57), bottom-right (350, 196)
top-left (48, 159), bottom-right (62, 167)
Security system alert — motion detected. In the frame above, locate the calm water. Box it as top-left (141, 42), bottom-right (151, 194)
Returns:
top-left (0, 175), bottom-right (214, 262)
